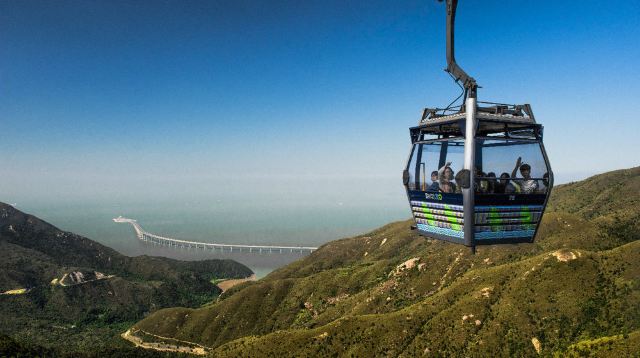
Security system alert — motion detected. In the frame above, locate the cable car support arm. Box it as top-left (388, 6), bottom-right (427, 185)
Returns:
top-left (443, 0), bottom-right (478, 99)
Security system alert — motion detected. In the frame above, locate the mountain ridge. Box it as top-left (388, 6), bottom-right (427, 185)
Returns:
top-left (0, 201), bottom-right (253, 355)
top-left (131, 166), bottom-right (640, 356)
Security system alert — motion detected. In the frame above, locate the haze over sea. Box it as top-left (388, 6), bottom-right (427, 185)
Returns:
top-left (8, 172), bottom-right (593, 277)
top-left (14, 176), bottom-right (407, 277)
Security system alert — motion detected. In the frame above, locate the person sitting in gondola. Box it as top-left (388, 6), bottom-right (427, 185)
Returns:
top-left (453, 171), bottom-right (464, 193)
top-left (505, 180), bottom-right (521, 194)
top-left (511, 157), bottom-right (538, 194)
top-left (486, 172), bottom-right (497, 194)
top-left (438, 162), bottom-right (456, 193)
top-left (475, 171), bottom-right (490, 193)
top-left (426, 171), bottom-right (440, 192)
top-left (537, 172), bottom-right (550, 193)
top-left (495, 172), bottom-right (519, 194)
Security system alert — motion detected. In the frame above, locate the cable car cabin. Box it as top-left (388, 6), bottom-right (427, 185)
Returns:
top-left (402, 102), bottom-right (553, 252)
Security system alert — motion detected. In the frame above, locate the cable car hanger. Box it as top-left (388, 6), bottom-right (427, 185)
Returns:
top-left (443, 0), bottom-right (477, 100)
top-left (424, 0), bottom-right (535, 121)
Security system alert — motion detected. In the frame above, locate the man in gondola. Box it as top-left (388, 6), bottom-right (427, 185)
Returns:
top-left (511, 157), bottom-right (538, 194)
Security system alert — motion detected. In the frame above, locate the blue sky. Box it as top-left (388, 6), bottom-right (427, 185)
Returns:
top-left (1, 0), bottom-right (639, 204)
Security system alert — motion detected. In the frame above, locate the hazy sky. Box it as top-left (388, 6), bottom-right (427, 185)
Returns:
top-left (1, 0), bottom-right (639, 204)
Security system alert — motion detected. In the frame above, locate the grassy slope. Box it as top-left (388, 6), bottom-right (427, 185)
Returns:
top-left (0, 333), bottom-right (192, 358)
top-left (0, 202), bottom-right (253, 353)
top-left (132, 167), bottom-right (640, 356)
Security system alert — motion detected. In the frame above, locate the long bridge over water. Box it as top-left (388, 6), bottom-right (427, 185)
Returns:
top-left (113, 216), bottom-right (317, 254)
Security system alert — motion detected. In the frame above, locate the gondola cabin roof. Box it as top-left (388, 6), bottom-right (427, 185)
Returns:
top-left (410, 102), bottom-right (543, 143)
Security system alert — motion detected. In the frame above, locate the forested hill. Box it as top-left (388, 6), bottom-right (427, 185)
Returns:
top-left (132, 167), bottom-right (640, 357)
top-left (0, 202), bottom-right (252, 355)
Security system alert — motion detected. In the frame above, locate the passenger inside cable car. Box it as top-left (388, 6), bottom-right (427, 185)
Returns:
top-left (474, 139), bottom-right (549, 196)
top-left (427, 171), bottom-right (440, 192)
top-left (510, 158), bottom-right (538, 194)
top-left (406, 140), bottom-right (465, 195)
top-left (538, 172), bottom-right (550, 193)
top-left (438, 162), bottom-right (456, 193)
top-left (486, 172), bottom-right (497, 193)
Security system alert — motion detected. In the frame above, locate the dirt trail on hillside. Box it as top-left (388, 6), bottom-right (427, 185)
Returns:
top-left (122, 329), bottom-right (208, 355)
top-left (217, 274), bottom-right (256, 292)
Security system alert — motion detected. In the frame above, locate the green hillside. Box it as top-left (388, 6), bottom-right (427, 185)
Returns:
top-left (131, 167), bottom-right (640, 356)
top-left (0, 202), bottom-right (253, 355)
